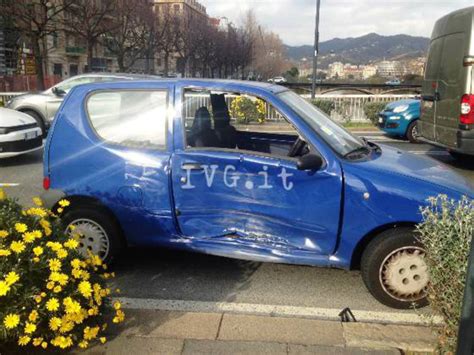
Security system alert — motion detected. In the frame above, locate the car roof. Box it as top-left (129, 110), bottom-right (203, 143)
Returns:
top-left (76, 78), bottom-right (289, 94)
top-left (71, 73), bottom-right (162, 80)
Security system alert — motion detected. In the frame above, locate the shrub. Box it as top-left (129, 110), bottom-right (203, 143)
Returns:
top-left (0, 189), bottom-right (125, 350)
top-left (230, 96), bottom-right (266, 124)
top-left (311, 99), bottom-right (334, 116)
top-left (363, 102), bottom-right (386, 125)
top-left (417, 195), bottom-right (474, 353)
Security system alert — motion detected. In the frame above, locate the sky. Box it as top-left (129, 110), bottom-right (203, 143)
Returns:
top-left (201, 0), bottom-right (473, 46)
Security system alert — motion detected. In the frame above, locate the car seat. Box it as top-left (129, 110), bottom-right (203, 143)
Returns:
top-left (188, 107), bottom-right (220, 148)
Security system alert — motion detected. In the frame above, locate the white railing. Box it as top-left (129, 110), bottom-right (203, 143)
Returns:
top-left (1, 92), bottom-right (417, 122)
top-left (0, 92), bottom-right (26, 107)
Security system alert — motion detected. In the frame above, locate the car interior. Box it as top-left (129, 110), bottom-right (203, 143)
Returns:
top-left (184, 90), bottom-right (310, 159)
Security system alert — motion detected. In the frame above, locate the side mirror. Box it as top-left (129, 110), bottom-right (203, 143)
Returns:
top-left (297, 154), bottom-right (323, 171)
top-left (52, 87), bottom-right (66, 97)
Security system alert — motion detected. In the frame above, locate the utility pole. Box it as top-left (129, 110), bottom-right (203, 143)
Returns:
top-left (311, 0), bottom-right (321, 99)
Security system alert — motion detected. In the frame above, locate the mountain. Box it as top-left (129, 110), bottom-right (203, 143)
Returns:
top-left (285, 33), bottom-right (430, 67)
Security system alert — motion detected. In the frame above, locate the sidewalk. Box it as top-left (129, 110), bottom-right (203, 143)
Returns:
top-left (80, 309), bottom-right (437, 354)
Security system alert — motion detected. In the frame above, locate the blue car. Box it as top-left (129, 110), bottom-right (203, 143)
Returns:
top-left (378, 99), bottom-right (421, 143)
top-left (42, 79), bottom-right (472, 309)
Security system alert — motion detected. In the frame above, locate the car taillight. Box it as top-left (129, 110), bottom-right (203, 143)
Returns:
top-left (43, 177), bottom-right (50, 190)
top-left (460, 94), bottom-right (474, 125)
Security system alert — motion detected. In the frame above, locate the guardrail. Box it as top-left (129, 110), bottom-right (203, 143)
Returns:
top-left (1, 92), bottom-right (417, 123)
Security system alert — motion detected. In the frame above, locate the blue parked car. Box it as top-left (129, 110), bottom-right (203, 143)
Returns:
top-left (42, 79), bottom-right (472, 309)
top-left (378, 99), bottom-right (421, 143)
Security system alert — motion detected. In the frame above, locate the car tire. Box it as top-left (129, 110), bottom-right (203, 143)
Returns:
top-left (406, 121), bottom-right (420, 144)
top-left (62, 206), bottom-right (123, 265)
top-left (22, 110), bottom-right (46, 138)
top-left (361, 227), bottom-right (429, 309)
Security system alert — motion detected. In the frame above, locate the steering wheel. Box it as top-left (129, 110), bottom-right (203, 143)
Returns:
top-left (288, 137), bottom-right (306, 158)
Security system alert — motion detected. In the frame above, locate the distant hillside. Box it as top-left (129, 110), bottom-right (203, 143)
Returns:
top-left (285, 33), bottom-right (429, 67)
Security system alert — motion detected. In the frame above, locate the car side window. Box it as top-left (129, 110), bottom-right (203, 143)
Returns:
top-left (182, 89), bottom-right (304, 159)
top-left (87, 90), bottom-right (167, 150)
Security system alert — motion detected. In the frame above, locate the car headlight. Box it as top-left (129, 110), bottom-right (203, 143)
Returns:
top-left (393, 105), bottom-right (409, 113)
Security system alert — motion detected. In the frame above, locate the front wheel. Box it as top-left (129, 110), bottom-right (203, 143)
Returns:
top-left (406, 121), bottom-right (421, 144)
top-left (361, 228), bottom-right (429, 309)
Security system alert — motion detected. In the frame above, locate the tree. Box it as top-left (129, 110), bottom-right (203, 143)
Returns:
top-left (66, 0), bottom-right (116, 72)
top-left (104, 0), bottom-right (152, 72)
top-left (0, 0), bottom-right (72, 89)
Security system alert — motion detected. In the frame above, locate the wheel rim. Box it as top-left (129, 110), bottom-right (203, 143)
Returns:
top-left (411, 124), bottom-right (419, 139)
top-left (379, 246), bottom-right (429, 302)
top-left (66, 219), bottom-right (110, 260)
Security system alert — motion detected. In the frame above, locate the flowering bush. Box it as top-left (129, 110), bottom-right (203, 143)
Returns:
top-left (0, 189), bottom-right (124, 350)
top-left (230, 96), bottom-right (267, 124)
top-left (417, 195), bottom-right (473, 353)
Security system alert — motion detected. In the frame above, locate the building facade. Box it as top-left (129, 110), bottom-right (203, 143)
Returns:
top-left (376, 60), bottom-right (405, 78)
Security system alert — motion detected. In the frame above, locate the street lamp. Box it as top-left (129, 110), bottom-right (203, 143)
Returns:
top-left (311, 0), bottom-right (321, 99)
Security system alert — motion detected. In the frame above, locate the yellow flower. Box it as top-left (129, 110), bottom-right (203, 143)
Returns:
top-left (33, 197), bottom-right (43, 206)
top-left (49, 317), bottom-right (62, 331)
top-left (0, 230), bottom-right (8, 238)
top-left (14, 223), bottom-right (28, 233)
top-left (57, 207), bottom-right (64, 214)
top-left (32, 230), bottom-right (42, 239)
top-left (29, 310), bottom-right (38, 322)
top-left (78, 340), bottom-right (89, 349)
top-left (63, 297), bottom-right (81, 314)
top-left (39, 219), bottom-right (52, 236)
top-left (113, 301), bottom-right (122, 310)
top-left (0, 249), bottom-right (11, 257)
top-left (100, 337), bottom-right (107, 344)
top-left (46, 297), bottom-right (60, 311)
top-left (10, 240), bottom-right (26, 254)
top-left (46, 241), bottom-right (62, 251)
top-left (72, 268), bottom-right (82, 279)
top-left (53, 285), bottom-right (62, 293)
top-left (59, 320), bottom-right (74, 333)
top-left (22, 232), bottom-right (36, 243)
top-left (5, 271), bottom-right (20, 285)
top-left (58, 199), bottom-right (70, 207)
top-left (4, 314), bottom-right (20, 329)
top-left (26, 207), bottom-right (47, 218)
top-left (0, 188), bottom-right (5, 200)
top-left (64, 238), bottom-right (79, 250)
top-left (71, 258), bottom-right (81, 269)
top-left (113, 309), bottom-right (125, 323)
top-left (0, 281), bottom-right (10, 296)
top-left (24, 322), bottom-right (37, 334)
top-left (41, 342), bottom-right (48, 349)
top-left (51, 335), bottom-right (73, 349)
top-left (49, 258), bottom-right (62, 272)
top-left (33, 246), bottom-right (44, 256)
top-left (32, 337), bottom-right (43, 346)
top-left (34, 295), bottom-right (42, 303)
top-left (18, 335), bottom-right (31, 346)
top-left (33, 257), bottom-right (40, 262)
top-left (56, 249), bottom-right (68, 259)
top-left (83, 326), bottom-right (99, 340)
top-left (78, 281), bottom-right (92, 298)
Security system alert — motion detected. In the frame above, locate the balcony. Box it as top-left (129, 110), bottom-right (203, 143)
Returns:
top-left (66, 47), bottom-right (86, 56)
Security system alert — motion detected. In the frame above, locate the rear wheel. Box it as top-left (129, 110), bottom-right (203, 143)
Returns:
top-left (62, 206), bottom-right (123, 265)
top-left (406, 120), bottom-right (420, 144)
top-left (361, 228), bottom-right (429, 309)
top-left (22, 110), bottom-right (46, 138)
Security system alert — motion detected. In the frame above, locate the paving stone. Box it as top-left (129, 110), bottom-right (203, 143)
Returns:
top-left (289, 344), bottom-right (400, 354)
top-left (218, 314), bottom-right (345, 346)
top-left (77, 337), bottom-right (184, 355)
top-left (107, 309), bottom-right (222, 340)
top-left (182, 339), bottom-right (288, 354)
top-left (343, 323), bottom-right (437, 353)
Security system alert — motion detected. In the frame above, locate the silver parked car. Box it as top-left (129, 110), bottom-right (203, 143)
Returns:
top-left (5, 73), bottom-right (161, 135)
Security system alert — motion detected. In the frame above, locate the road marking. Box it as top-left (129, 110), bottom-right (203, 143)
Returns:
top-left (0, 183), bottom-right (20, 187)
top-left (115, 297), bottom-right (442, 326)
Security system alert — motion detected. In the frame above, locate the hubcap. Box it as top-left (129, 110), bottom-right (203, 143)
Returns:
top-left (379, 247), bottom-right (428, 302)
top-left (66, 219), bottom-right (110, 260)
top-left (412, 124), bottom-right (419, 139)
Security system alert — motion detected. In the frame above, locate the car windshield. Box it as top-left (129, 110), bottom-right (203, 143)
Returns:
top-left (278, 91), bottom-right (366, 156)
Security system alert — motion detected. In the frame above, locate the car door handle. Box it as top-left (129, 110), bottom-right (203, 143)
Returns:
top-left (181, 163), bottom-right (204, 171)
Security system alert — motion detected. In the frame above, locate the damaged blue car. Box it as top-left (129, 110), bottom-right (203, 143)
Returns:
top-left (42, 79), bottom-right (472, 309)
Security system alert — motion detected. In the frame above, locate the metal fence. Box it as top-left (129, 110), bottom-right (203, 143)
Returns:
top-left (1, 92), bottom-right (417, 122)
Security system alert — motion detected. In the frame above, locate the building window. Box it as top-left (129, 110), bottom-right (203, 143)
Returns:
top-left (53, 63), bottom-right (63, 77)
top-left (52, 32), bottom-right (59, 48)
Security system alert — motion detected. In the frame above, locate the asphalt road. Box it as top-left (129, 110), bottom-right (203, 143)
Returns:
top-left (1, 136), bottom-right (473, 316)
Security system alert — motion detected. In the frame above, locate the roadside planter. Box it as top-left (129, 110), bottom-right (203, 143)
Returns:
top-left (0, 190), bottom-right (124, 350)
top-left (41, 79), bottom-right (473, 309)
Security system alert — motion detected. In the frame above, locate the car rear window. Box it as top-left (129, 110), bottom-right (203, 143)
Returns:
top-left (87, 90), bottom-right (168, 149)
